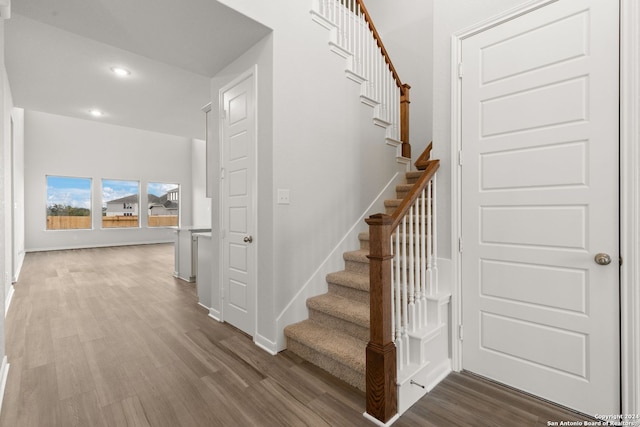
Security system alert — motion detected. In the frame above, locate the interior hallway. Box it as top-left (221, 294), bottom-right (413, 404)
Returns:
top-left (0, 244), bottom-right (582, 426)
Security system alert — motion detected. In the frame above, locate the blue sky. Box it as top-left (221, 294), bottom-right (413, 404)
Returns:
top-left (148, 182), bottom-right (179, 197)
top-left (46, 176), bottom-right (92, 209)
top-left (102, 179), bottom-right (139, 206)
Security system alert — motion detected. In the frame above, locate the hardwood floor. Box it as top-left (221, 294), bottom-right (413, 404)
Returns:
top-left (0, 244), bottom-right (585, 426)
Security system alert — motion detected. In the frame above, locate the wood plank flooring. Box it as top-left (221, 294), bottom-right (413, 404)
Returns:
top-left (0, 244), bottom-right (585, 426)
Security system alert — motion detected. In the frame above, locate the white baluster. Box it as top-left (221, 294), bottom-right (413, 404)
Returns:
top-left (432, 174), bottom-right (439, 295)
top-left (387, 71), bottom-right (392, 129)
top-left (401, 216), bottom-right (409, 367)
top-left (329, 0), bottom-right (334, 24)
top-left (394, 228), bottom-right (402, 367)
top-left (426, 179), bottom-right (433, 298)
top-left (415, 191), bottom-right (424, 329)
top-left (357, 9), bottom-right (364, 77)
top-left (340, 0), bottom-right (346, 48)
top-left (359, 7), bottom-right (365, 77)
top-left (390, 238), bottom-right (396, 343)
top-left (367, 28), bottom-right (374, 99)
top-left (420, 189), bottom-right (427, 328)
top-left (408, 203), bottom-right (416, 333)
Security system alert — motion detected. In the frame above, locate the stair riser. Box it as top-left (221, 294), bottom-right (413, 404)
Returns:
top-left (309, 309), bottom-right (370, 342)
top-left (286, 338), bottom-right (365, 392)
top-left (345, 260), bottom-right (369, 275)
top-left (328, 283), bottom-right (370, 305)
top-left (405, 172), bottom-right (423, 184)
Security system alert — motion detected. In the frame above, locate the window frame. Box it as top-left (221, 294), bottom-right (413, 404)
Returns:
top-left (45, 175), bottom-right (93, 231)
top-left (101, 178), bottom-right (141, 229)
top-left (147, 182), bottom-right (181, 228)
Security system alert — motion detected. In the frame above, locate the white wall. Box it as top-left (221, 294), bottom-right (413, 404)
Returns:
top-left (0, 16), bottom-right (9, 372)
top-left (11, 107), bottom-right (24, 282)
top-left (24, 110), bottom-right (195, 251)
top-left (191, 138), bottom-right (211, 227)
top-left (212, 1), bottom-right (407, 351)
top-left (2, 35), bottom-right (12, 305)
top-left (432, 0), bottom-right (531, 259)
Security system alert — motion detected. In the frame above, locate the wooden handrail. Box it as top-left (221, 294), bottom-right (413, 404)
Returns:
top-left (391, 159), bottom-right (440, 230)
top-left (414, 141), bottom-right (433, 171)
top-left (354, 0), bottom-right (411, 157)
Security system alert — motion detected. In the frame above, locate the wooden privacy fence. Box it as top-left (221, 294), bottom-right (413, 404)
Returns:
top-left (148, 216), bottom-right (179, 227)
top-left (102, 216), bottom-right (140, 228)
top-left (47, 216), bottom-right (91, 230)
top-left (47, 216), bottom-right (178, 230)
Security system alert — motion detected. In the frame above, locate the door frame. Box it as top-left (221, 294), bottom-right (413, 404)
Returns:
top-left (449, 0), bottom-right (640, 416)
top-left (217, 65), bottom-right (259, 336)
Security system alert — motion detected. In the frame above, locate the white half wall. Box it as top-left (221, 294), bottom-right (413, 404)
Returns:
top-left (24, 110), bottom-right (195, 251)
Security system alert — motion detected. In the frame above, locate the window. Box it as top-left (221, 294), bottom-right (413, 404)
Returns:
top-left (46, 176), bottom-right (92, 230)
top-left (147, 182), bottom-right (179, 227)
top-left (102, 179), bottom-right (140, 228)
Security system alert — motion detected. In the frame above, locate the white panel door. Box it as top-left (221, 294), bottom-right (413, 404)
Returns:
top-left (461, 0), bottom-right (619, 415)
top-left (221, 70), bottom-right (256, 337)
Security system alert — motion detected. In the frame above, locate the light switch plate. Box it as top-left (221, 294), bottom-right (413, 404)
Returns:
top-left (277, 189), bottom-right (290, 205)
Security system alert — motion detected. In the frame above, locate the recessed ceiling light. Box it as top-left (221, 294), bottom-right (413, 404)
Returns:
top-left (110, 67), bottom-right (131, 77)
top-left (89, 109), bottom-right (104, 117)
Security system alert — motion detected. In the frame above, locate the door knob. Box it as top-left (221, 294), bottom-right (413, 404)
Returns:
top-left (243, 236), bottom-right (253, 243)
top-left (594, 253), bottom-right (611, 265)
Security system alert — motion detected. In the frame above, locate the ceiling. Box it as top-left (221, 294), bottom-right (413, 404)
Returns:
top-left (5, 0), bottom-right (271, 140)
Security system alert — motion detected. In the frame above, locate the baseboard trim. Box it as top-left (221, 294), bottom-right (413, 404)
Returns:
top-left (26, 240), bottom-right (174, 253)
top-left (208, 308), bottom-right (222, 322)
top-left (12, 251), bottom-right (25, 283)
top-left (0, 356), bottom-right (10, 417)
top-left (4, 286), bottom-right (14, 318)
top-left (363, 412), bottom-right (399, 427)
top-left (254, 334), bottom-right (278, 355)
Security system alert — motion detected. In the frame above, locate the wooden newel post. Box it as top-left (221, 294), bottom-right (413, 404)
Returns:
top-left (365, 213), bottom-right (397, 423)
top-left (400, 83), bottom-right (411, 159)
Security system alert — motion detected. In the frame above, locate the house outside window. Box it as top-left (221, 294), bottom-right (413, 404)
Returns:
top-left (147, 183), bottom-right (179, 227)
top-left (102, 179), bottom-right (140, 228)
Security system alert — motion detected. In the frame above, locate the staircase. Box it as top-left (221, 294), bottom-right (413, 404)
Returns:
top-left (284, 169), bottom-right (436, 392)
top-left (299, 1), bottom-right (451, 423)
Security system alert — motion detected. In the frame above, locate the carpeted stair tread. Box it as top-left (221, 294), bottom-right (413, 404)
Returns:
top-left (343, 249), bottom-right (370, 274)
top-left (284, 320), bottom-right (366, 373)
top-left (326, 270), bottom-right (370, 292)
top-left (343, 249), bottom-right (370, 263)
top-left (384, 199), bottom-right (402, 208)
top-left (396, 183), bottom-right (414, 192)
top-left (405, 171), bottom-right (423, 183)
top-left (307, 293), bottom-right (369, 327)
top-left (358, 231), bottom-right (370, 246)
